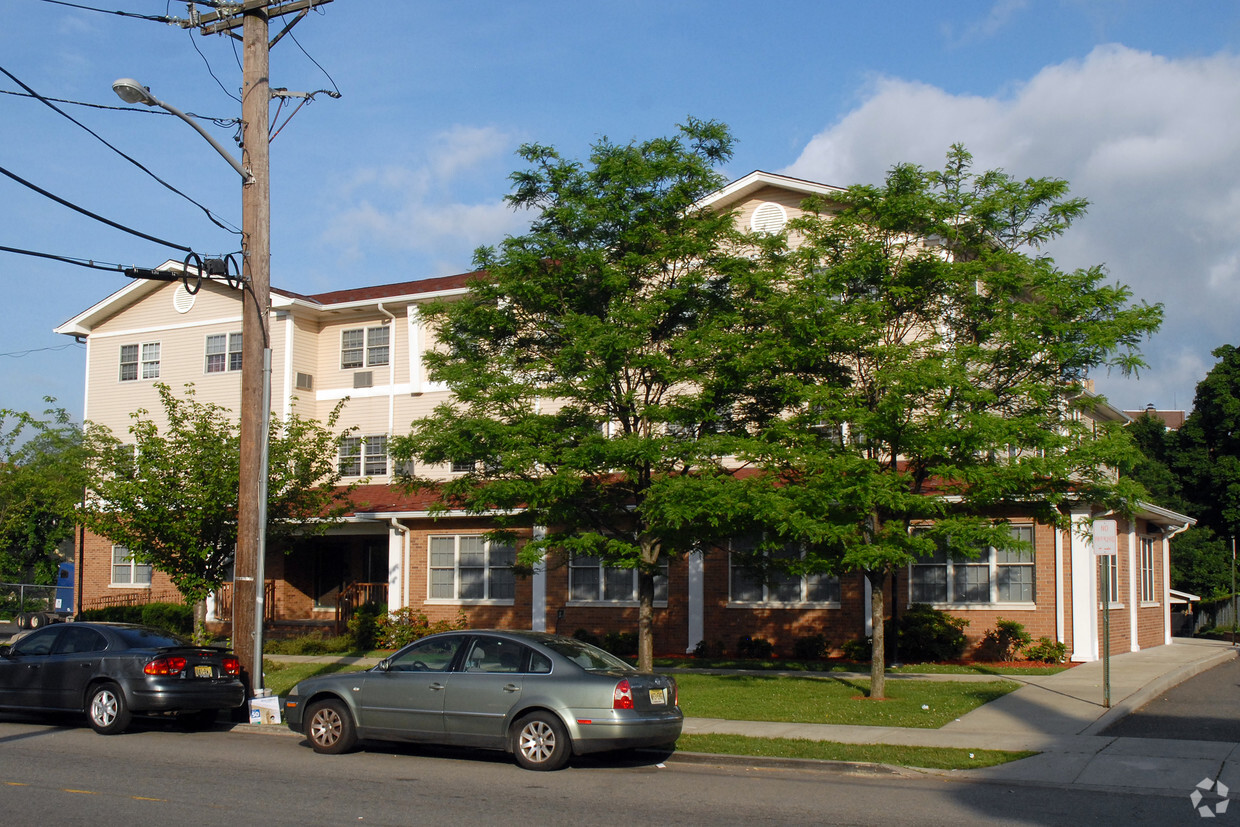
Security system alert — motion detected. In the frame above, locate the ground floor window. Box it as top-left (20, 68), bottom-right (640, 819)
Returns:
top-left (429, 535), bottom-right (515, 602)
top-left (910, 524), bottom-right (1035, 605)
top-left (1140, 537), bottom-right (1157, 602)
top-left (568, 555), bottom-right (668, 603)
top-left (1101, 553), bottom-right (1120, 606)
top-left (728, 536), bottom-right (840, 605)
top-left (111, 545), bottom-right (152, 586)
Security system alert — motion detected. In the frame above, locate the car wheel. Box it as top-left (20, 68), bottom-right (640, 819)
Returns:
top-left (87, 682), bottom-right (132, 735)
top-left (28, 613), bottom-right (44, 629)
top-left (306, 699), bottom-right (357, 754)
top-left (512, 712), bottom-right (571, 771)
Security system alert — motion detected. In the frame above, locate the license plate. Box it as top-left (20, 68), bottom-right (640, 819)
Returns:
top-left (194, 665), bottom-right (213, 678)
top-left (648, 688), bottom-right (667, 705)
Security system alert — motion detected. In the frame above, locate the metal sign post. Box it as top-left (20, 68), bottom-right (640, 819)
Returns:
top-left (1093, 520), bottom-right (1118, 709)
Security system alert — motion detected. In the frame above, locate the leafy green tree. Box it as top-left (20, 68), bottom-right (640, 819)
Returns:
top-left (1173, 345), bottom-right (1240, 536)
top-left (0, 401), bottom-right (87, 583)
top-left (83, 383), bottom-right (356, 626)
top-left (391, 119), bottom-right (788, 671)
top-left (740, 146), bottom-right (1162, 697)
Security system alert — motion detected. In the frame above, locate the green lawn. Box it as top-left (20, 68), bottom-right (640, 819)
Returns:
top-left (677, 734), bottom-right (1034, 769)
top-left (674, 673), bottom-right (1017, 728)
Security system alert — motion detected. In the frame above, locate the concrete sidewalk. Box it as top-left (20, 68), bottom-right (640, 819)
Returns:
top-left (682, 637), bottom-right (1239, 794)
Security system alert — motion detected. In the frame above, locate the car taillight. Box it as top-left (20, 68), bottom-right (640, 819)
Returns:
top-left (144, 656), bottom-right (187, 676)
top-left (613, 679), bottom-right (634, 710)
top-left (222, 656), bottom-right (241, 676)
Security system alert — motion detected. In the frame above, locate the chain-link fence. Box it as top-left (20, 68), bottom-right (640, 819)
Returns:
top-left (0, 582), bottom-right (57, 620)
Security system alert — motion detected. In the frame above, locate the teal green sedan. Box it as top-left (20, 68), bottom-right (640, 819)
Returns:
top-left (283, 630), bottom-right (682, 771)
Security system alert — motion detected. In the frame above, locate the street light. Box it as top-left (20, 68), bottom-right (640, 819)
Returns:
top-left (112, 74), bottom-right (272, 695)
top-left (111, 79), bottom-right (251, 183)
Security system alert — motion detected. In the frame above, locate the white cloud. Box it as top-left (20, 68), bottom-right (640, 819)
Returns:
top-left (323, 125), bottom-right (528, 271)
top-left (784, 44), bottom-right (1240, 412)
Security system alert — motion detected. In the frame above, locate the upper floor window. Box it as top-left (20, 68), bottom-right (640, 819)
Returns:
top-left (910, 525), bottom-right (1035, 605)
top-left (341, 326), bottom-right (389, 369)
top-left (364, 435), bottom-right (388, 476)
top-left (338, 436), bottom-right (362, 476)
top-left (120, 342), bottom-right (160, 382)
top-left (569, 555), bottom-right (668, 603)
top-left (428, 535), bottom-right (516, 601)
top-left (111, 545), bottom-right (152, 586)
top-left (339, 435), bottom-right (389, 477)
top-left (205, 332), bottom-right (243, 373)
top-left (728, 536), bottom-right (840, 605)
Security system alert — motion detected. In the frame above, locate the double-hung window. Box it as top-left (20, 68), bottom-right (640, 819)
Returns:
top-left (728, 536), bottom-right (840, 605)
top-left (120, 342), bottom-right (160, 381)
top-left (569, 555), bottom-right (669, 603)
top-left (428, 535), bottom-right (515, 601)
top-left (1139, 537), bottom-right (1157, 603)
top-left (1101, 553), bottom-right (1120, 606)
top-left (339, 435), bottom-right (388, 477)
top-left (341, 326), bottom-right (390, 369)
top-left (910, 525), bottom-right (1035, 605)
top-left (205, 332), bottom-right (243, 373)
top-left (111, 545), bottom-right (152, 586)
top-left (338, 436), bottom-right (362, 476)
top-left (364, 435), bottom-right (388, 476)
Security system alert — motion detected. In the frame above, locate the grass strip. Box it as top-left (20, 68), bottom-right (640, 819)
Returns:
top-left (263, 659), bottom-right (360, 697)
top-left (654, 658), bottom-right (1066, 676)
top-left (676, 733), bottom-right (1036, 769)
top-left (675, 673), bottom-right (1017, 728)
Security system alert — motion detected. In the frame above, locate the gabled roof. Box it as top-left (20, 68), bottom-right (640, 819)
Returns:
top-left (695, 170), bottom-right (844, 212)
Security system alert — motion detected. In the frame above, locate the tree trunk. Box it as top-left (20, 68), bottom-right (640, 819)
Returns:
top-left (637, 537), bottom-right (658, 672)
top-left (193, 598), bottom-right (209, 644)
top-left (867, 569), bottom-right (887, 699)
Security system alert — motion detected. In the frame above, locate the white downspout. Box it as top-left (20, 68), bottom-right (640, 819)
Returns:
top-left (377, 302), bottom-right (396, 439)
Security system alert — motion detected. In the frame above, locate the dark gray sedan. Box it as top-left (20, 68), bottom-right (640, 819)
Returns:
top-left (283, 630), bottom-right (683, 770)
top-left (0, 622), bottom-right (246, 734)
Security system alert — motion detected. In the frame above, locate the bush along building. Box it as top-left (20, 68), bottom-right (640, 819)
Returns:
top-left (57, 157), bottom-right (1189, 663)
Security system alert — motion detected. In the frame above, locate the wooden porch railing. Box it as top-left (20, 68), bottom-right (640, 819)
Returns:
top-left (81, 590), bottom-right (184, 612)
top-left (214, 580), bottom-right (276, 623)
top-left (336, 582), bottom-right (388, 634)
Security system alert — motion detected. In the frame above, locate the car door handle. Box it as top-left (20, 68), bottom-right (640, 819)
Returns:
top-left (429, 682), bottom-right (446, 691)
top-left (503, 684), bottom-right (520, 693)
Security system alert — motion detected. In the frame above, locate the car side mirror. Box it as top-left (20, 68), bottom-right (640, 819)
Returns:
top-left (0, 644), bottom-right (11, 658)
top-left (374, 659), bottom-right (390, 673)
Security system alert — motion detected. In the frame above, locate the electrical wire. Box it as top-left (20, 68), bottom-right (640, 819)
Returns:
top-left (188, 21), bottom-right (242, 103)
top-left (287, 28), bottom-right (341, 98)
top-left (0, 165), bottom-right (193, 253)
top-left (34, 0), bottom-right (177, 22)
top-left (0, 65), bottom-right (241, 236)
top-left (0, 88), bottom-right (240, 128)
top-left (0, 244), bottom-right (141, 272)
top-left (0, 343), bottom-right (85, 359)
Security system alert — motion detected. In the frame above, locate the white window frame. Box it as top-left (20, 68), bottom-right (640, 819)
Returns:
top-left (568, 555), bottom-right (669, 605)
top-left (909, 525), bottom-right (1036, 607)
top-left (205, 332), bottom-right (243, 374)
top-left (363, 435), bottom-right (388, 476)
top-left (338, 436), bottom-right (362, 477)
top-left (120, 341), bottom-right (160, 382)
top-left (1101, 553), bottom-right (1121, 607)
top-left (1139, 536), bottom-right (1157, 604)
top-left (111, 545), bottom-right (152, 587)
top-left (727, 537), bottom-right (841, 607)
top-left (341, 325), bottom-right (390, 369)
top-left (427, 535), bottom-right (516, 603)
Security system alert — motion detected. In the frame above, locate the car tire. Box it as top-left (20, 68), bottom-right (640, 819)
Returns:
top-left (512, 711), bottom-right (571, 771)
top-left (87, 682), bottom-right (132, 735)
top-left (305, 699), bottom-right (357, 755)
top-left (15, 613), bottom-right (29, 630)
top-left (28, 613), bottom-right (44, 629)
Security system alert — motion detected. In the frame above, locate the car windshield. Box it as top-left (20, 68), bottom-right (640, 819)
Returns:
top-left (540, 637), bottom-right (633, 672)
top-left (111, 626), bottom-right (190, 649)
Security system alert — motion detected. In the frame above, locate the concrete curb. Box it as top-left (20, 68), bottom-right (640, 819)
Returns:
top-left (1079, 645), bottom-right (1238, 736)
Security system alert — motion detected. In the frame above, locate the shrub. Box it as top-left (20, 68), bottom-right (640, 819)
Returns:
top-left (898, 604), bottom-right (969, 662)
top-left (840, 637), bottom-right (871, 662)
top-left (572, 629), bottom-right (602, 647)
top-left (346, 601), bottom-right (384, 651)
top-left (374, 608), bottom-right (467, 649)
top-left (977, 618), bottom-right (1033, 661)
top-left (693, 639), bottom-right (724, 658)
top-left (736, 635), bottom-right (774, 659)
top-left (1023, 636), bottom-right (1068, 663)
top-left (792, 634), bottom-right (830, 660)
top-left (78, 602), bottom-right (193, 635)
top-left (602, 631), bottom-right (638, 657)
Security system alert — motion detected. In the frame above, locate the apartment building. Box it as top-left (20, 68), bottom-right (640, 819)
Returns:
top-left (55, 171), bottom-right (1193, 660)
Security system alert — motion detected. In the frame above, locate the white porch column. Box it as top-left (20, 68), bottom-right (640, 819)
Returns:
top-left (1163, 532), bottom-right (1173, 646)
top-left (531, 526), bottom-right (547, 631)
top-left (1128, 522), bottom-right (1140, 652)
top-left (1070, 509), bottom-right (1099, 662)
top-left (686, 549), bottom-right (704, 654)
top-left (388, 522), bottom-right (406, 614)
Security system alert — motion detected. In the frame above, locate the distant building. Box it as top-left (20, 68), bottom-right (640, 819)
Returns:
top-left (1124, 404), bottom-right (1186, 430)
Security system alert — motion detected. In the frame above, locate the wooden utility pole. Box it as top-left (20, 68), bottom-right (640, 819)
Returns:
top-left (183, 0), bottom-right (334, 693)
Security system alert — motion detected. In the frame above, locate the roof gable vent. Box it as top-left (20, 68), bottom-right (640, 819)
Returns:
top-left (750, 201), bottom-right (788, 235)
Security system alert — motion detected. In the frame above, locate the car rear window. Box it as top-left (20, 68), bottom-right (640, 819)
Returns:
top-left (111, 626), bottom-right (190, 648)
top-left (540, 638), bottom-right (633, 671)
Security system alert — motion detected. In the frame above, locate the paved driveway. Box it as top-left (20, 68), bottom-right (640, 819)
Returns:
top-left (1102, 654), bottom-right (1240, 741)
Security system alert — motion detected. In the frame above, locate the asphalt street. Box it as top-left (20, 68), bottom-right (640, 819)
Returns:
top-left (1103, 655), bottom-right (1240, 742)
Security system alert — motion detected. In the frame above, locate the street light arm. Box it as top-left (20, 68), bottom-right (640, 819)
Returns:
top-left (112, 78), bottom-right (252, 184)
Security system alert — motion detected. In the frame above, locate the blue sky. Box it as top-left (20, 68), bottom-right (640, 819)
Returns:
top-left (2, 0), bottom-right (1239, 422)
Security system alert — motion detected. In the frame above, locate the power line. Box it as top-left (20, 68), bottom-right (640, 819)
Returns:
top-left (0, 87), bottom-right (240, 128)
top-left (0, 64), bottom-right (241, 235)
top-left (0, 343), bottom-right (85, 359)
top-left (34, 0), bottom-right (178, 22)
top-left (0, 164), bottom-right (194, 253)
